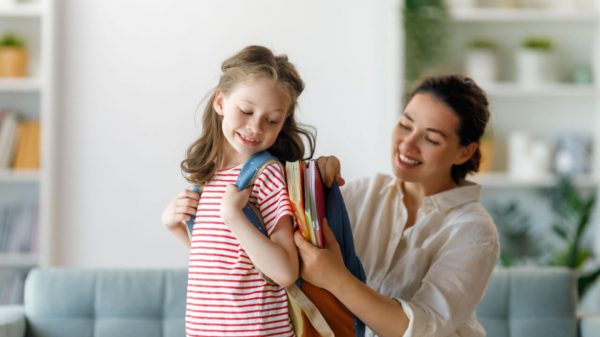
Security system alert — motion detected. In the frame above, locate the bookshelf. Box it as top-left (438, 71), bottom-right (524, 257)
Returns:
top-left (0, 0), bottom-right (53, 305)
top-left (444, 5), bottom-right (600, 188)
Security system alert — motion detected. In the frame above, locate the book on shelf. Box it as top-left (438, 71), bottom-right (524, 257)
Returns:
top-left (0, 109), bottom-right (18, 169)
top-left (0, 203), bottom-right (38, 254)
top-left (285, 160), bottom-right (325, 248)
top-left (12, 119), bottom-right (40, 170)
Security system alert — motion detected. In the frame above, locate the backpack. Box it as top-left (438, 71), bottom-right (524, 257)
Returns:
top-left (186, 151), bottom-right (366, 337)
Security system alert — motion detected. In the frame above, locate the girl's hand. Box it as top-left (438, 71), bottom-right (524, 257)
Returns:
top-left (161, 188), bottom-right (201, 230)
top-left (294, 219), bottom-right (349, 291)
top-left (316, 156), bottom-right (345, 187)
top-left (221, 184), bottom-right (251, 222)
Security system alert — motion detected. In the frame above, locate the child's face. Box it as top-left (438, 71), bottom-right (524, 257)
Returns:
top-left (391, 93), bottom-right (475, 189)
top-left (214, 78), bottom-right (290, 167)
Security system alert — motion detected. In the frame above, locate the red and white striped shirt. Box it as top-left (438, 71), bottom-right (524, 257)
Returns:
top-left (185, 161), bottom-right (295, 337)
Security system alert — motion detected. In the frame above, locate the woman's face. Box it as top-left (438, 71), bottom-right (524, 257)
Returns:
top-left (391, 93), bottom-right (474, 188)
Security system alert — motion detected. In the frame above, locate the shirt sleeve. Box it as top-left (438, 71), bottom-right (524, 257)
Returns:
top-left (397, 214), bottom-right (500, 337)
top-left (252, 161), bottom-right (293, 236)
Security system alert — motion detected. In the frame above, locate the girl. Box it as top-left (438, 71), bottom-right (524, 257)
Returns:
top-left (299, 75), bottom-right (500, 337)
top-left (162, 45), bottom-right (315, 337)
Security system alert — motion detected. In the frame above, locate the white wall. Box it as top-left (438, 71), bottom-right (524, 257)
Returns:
top-left (54, 0), bottom-right (401, 267)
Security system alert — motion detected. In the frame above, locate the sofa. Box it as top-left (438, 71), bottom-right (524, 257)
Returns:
top-left (0, 267), bottom-right (579, 337)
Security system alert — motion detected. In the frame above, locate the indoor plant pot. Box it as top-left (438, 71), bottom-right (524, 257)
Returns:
top-left (516, 37), bottom-right (556, 87)
top-left (465, 38), bottom-right (498, 84)
top-left (0, 32), bottom-right (28, 77)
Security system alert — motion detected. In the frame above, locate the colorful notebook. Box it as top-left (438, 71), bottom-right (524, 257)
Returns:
top-left (285, 161), bottom-right (311, 241)
top-left (286, 160), bottom-right (325, 248)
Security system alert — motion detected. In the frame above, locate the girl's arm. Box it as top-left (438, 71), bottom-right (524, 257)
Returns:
top-left (221, 185), bottom-right (299, 287)
top-left (294, 220), bottom-right (409, 337)
top-left (161, 188), bottom-right (200, 248)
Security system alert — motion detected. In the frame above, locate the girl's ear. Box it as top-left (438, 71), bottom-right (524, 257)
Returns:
top-left (213, 90), bottom-right (224, 115)
top-left (453, 142), bottom-right (478, 165)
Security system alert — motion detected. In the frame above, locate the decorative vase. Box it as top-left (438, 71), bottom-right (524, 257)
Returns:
top-left (516, 48), bottom-right (556, 87)
top-left (0, 47), bottom-right (27, 77)
top-left (478, 138), bottom-right (494, 173)
top-left (465, 49), bottom-right (498, 84)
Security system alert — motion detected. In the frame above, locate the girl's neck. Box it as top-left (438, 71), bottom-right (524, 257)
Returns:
top-left (219, 142), bottom-right (250, 170)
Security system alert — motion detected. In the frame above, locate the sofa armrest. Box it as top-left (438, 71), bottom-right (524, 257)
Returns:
top-left (0, 306), bottom-right (25, 337)
top-left (579, 313), bottom-right (600, 337)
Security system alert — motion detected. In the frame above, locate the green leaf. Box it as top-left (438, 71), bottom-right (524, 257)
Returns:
top-left (578, 267), bottom-right (600, 297)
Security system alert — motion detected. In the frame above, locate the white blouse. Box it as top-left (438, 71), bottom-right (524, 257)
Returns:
top-left (341, 174), bottom-right (500, 337)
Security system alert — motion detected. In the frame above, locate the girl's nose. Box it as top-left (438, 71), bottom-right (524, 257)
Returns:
top-left (246, 119), bottom-right (263, 135)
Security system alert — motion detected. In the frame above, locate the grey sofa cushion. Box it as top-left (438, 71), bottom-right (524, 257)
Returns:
top-left (477, 267), bottom-right (577, 337)
top-left (24, 268), bottom-right (186, 337)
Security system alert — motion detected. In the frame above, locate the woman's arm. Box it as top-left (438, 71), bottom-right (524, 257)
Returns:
top-left (294, 220), bottom-right (409, 337)
top-left (221, 184), bottom-right (299, 287)
top-left (296, 216), bottom-right (500, 337)
top-left (161, 188), bottom-right (200, 248)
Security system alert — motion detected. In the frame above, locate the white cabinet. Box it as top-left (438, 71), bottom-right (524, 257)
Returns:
top-left (445, 6), bottom-right (600, 188)
top-left (0, 0), bottom-right (53, 304)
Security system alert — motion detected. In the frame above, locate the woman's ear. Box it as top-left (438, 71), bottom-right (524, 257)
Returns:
top-left (453, 142), bottom-right (478, 165)
top-left (213, 90), bottom-right (224, 115)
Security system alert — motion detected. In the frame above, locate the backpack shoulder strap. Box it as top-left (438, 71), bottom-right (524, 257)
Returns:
top-left (235, 151), bottom-right (279, 237)
top-left (185, 151), bottom-right (278, 237)
top-left (234, 151), bottom-right (279, 190)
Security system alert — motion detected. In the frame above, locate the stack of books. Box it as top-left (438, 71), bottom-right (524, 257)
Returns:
top-left (286, 160), bottom-right (325, 248)
top-left (0, 109), bottom-right (40, 171)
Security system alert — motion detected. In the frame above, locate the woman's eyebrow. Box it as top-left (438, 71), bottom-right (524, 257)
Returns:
top-left (404, 111), bottom-right (448, 138)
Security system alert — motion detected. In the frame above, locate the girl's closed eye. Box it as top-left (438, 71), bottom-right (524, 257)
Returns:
top-left (239, 107), bottom-right (252, 115)
top-left (267, 117), bottom-right (282, 125)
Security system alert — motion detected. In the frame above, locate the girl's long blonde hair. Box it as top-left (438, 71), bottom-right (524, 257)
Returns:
top-left (181, 45), bottom-right (316, 185)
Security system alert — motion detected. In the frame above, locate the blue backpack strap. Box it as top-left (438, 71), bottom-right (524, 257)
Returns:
top-left (184, 151), bottom-right (278, 237)
top-left (234, 151), bottom-right (279, 191)
top-left (185, 185), bottom-right (202, 235)
top-left (235, 151), bottom-right (279, 237)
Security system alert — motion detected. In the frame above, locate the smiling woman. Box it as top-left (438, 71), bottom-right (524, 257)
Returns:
top-left (295, 74), bottom-right (500, 337)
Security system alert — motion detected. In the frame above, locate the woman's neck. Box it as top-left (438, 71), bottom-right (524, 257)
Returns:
top-left (404, 176), bottom-right (457, 198)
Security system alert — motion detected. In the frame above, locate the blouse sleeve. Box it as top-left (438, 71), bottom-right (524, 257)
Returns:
top-left (397, 212), bottom-right (500, 337)
top-left (252, 161), bottom-right (294, 236)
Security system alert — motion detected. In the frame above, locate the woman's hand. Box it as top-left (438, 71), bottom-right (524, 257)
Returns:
top-left (316, 156), bottom-right (345, 187)
top-left (294, 219), bottom-right (350, 291)
top-left (161, 188), bottom-right (201, 230)
top-left (220, 184), bottom-right (251, 222)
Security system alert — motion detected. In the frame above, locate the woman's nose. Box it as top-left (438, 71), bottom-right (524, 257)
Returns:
top-left (401, 132), bottom-right (419, 150)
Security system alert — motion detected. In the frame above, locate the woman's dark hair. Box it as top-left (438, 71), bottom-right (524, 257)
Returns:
top-left (407, 75), bottom-right (490, 183)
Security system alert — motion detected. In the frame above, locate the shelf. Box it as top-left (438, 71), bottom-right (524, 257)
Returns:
top-left (0, 253), bottom-right (38, 268)
top-left (451, 8), bottom-right (599, 23)
top-left (0, 3), bottom-right (43, 17)
top-left (0, 169), bottom-right (39, 183)
top-left (470, 172), bottom-right (597, 188)
top-left (0, 78), bottom-right (42, 92)
top-left (480, 82), bottom-right (597, 98)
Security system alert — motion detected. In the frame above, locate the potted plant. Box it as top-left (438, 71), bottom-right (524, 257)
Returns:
top-left (403, 0), bottom-right (449, 88)
top-left (516, 37), bottom-right (557, 87)
top-left (0, 32), bottom-right (28, 77)
top-left (465, 38), bottom-right (499, 85)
